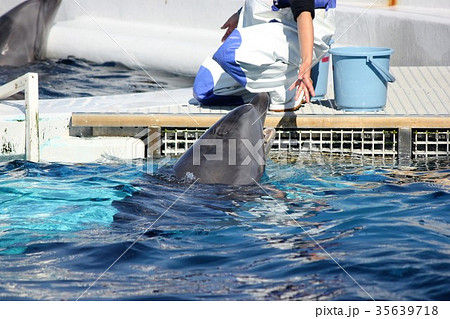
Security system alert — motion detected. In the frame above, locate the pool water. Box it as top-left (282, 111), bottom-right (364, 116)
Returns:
top-left (0, 156), bottom-right (448, 300)
top-left (0, 58), bottom-right (194, 99)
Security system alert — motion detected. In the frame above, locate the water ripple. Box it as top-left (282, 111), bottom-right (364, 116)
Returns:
top-left (0, 158), bottom-right (449, 300)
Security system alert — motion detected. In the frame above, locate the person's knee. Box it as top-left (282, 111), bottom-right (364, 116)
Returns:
top-left (194, 65), bottom-right (245, 106)
top-left (213, 29), bottom-right (247, 87)
top-left (193, 66), bottom-right (215, 103)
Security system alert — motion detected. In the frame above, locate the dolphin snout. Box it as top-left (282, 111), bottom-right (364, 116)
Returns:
top-left (249, 93), bottom-right (270, 119)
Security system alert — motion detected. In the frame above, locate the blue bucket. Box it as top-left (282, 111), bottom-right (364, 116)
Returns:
top-left (311, 52), bottom-right (330, 101)
top-left (329, 47), bottom-right (395, 111)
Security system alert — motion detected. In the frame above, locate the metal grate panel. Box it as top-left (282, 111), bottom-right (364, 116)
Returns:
top-left (162, 128), bottom-right (207, 156)
top-left (161, 128), bottom-right (398, 158)
top-left (413, 129), bottom-right (450, 158)
top-left (272, 129), bottom-right (397, 157)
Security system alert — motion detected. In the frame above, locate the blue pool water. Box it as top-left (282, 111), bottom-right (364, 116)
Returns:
top-left (0, 157), bottom-right (449, 300)
top-left (0, 58), bottom-right (194, 99)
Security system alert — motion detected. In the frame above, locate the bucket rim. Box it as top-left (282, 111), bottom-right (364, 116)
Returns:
top-left (329, 46), bottom-right (394, 57)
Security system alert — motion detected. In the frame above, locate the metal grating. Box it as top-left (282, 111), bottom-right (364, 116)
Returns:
top-left (272, 129), bottom-right (397, 157)
top-left (162, 128), bottom-right (207, 156)
top-left (413, 129), bottom-right (450, 158)
top-left (161, 128), bottom-right (398, 158)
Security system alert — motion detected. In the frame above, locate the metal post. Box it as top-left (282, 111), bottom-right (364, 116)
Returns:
top-left (147, 126), bottom-right (161, 158)
top-left (0, 72), bottom-right (40, 162)
top-left (398, 127), bottom-right (412, 165)
top-left (24, 73), bottom-right (40, 162)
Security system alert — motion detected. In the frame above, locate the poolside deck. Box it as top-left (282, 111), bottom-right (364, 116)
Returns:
top-left (1, 66), bottom-right (449, 162)
top-left (71, 66), bottom-right (450, 129)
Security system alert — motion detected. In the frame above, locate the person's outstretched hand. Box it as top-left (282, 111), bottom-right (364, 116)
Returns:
top-left (290, 11), bottom-right (315, 105)
top-left (289, 62), bottom-right (315, 103)
top-left (221, 12), bottom-right (240, 42)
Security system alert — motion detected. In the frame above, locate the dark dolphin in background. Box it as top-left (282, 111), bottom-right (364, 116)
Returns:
top-left (174, 92), bottom-right (275, 185)
top-left (0, 0), bottom-right (61, 66)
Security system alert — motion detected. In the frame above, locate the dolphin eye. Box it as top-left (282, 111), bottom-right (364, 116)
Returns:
top-left (214, 123), bottom-right (231, 136)
top-left (216, 129), bottom-right (229, 136)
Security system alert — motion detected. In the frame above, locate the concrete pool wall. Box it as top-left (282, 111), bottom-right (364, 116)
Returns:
top-left (1, 0), bottom-right (448, 71)
top-left (0, 0), bottom-right (449, 163)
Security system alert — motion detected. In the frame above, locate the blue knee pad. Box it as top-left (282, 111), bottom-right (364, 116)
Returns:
top-left (193, 66), bottom-right (244, 106)
top-left (212, 29), bottom-right (247, 88)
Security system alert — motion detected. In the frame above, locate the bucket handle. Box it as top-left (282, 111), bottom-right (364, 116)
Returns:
top-left (367, 56), bottom-right (396, 83)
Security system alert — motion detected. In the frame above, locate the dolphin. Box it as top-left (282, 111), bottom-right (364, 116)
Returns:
top-left (0, 0), bottom-right (61, 66)
top-left (174, 92), bottom-right (275, 185)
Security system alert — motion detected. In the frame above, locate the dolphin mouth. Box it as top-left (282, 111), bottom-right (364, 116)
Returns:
top-left (263, 127), bottom-right (276, 157)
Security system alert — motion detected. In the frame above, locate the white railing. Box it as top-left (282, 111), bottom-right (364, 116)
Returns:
top-left (0, 73), bottom-right (40, 162)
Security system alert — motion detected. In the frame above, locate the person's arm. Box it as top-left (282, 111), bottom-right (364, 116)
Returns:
top-left (289, 0), bottom-right (315, 103)
top-left (221, 8), bottom-right (242, 42)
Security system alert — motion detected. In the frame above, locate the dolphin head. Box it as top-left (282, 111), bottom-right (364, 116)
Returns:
top-left (173, 93), bottom-right (272, 185)
top-left (249, 91), bottom-right (270, 124)
top-left (0, 0), bottom-right (62, 66)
